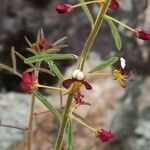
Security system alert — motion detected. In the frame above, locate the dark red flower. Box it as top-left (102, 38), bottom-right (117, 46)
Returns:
top-left (109, 0), bottom-right (119, 9)
top-left (55, 3), bottom-right (72, 14)
top-left (96, 129), bottom-right (115, 142)
top-left (62, 78), bottom-right (92, 90)
top-left (34, 39), bottom-right (53, 50)
top-left (20, 71), bottom-right (38, 93)
top-left (135, 29), bottom-right (150, 40)
top-left (112, 58), bottom-right (133, 88)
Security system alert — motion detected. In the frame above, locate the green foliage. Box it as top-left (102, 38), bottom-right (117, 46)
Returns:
top-left (24, 53), bottom-right (78, 64)
top-left (105, 17), bottom-right (122, 50)
top-left (46, 59), bottom-right (64, 80)
top-left (33, 91), bottom-right (61, 122)
top-left (89, 56), bottom-right (118, 73)
top-left (78, 0), bottom-right (94, 28)
top-left (67, 119), bottom-right (73, 150)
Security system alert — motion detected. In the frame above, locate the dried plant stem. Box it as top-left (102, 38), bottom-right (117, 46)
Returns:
top-left (0, 123), bottom-right (27, 131)
top-left (78, 0), bottom-right (111, 70)
top-left (55, 91), bottom-right (74, 150)
top-left (27, 94), bottom-right (35, 150)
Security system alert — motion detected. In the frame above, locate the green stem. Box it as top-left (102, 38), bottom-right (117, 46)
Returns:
top-left (78, 0), bottom-right (111, 70)
top-left (27, 94), bottom-right (35, 150)
top-left (104, 15), bottom-right (135, 32)
top-left (73, 0), bottom-right (99, 8)
top-left (55, 91), bottom-right (74, 150)
top-left (37, 84), bottom-right (68, 92)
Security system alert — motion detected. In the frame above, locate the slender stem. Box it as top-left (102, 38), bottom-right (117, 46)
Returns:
top-left (55, 91), bottom-right (74, 150)
top-left (104, 15), bottom-right (135, 32)
top-left (73, 1), bottom-right (99, 8)
top-left (27, 94), bottom-right (35, 150)
top-left (0, 123), bottom-right (28, 131)
top-left (86, 72), bottom-right (112, 77)
top-left (37, 84), bottom-right (68, 92)
top-left (78, 0), bottom-right (111, 70)
top-left (70, 114), bottom-right (96, 132)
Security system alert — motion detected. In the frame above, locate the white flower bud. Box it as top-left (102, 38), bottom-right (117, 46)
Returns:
top-left (72, 69), bottom-right (85, 80)
top-left (72, 69), bottom-right (80, 79)
top-left (120, 57), bottom-right (126, 69)
top-left (76, 71), bottom-right (84, 80)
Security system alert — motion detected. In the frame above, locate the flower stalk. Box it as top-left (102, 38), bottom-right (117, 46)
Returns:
top-left (78, 0), bottom-right (112, 71)
top-left (27, 94), bottom-right (35, 150)
top-left (104, 15), bottom-right (135, 32)
top-left (55, 89), bottom-right (74, 150)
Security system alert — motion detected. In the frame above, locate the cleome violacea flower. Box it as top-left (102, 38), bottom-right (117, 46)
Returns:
top-left (20, 71), bottom-right (38, 93)
top-left (95, 129), bottom-right (115, 142)
top-left (135, 29), bottom-right (150, 40)
top-left (109, 0), bottom-right (119, 9)
top-left (62, 69), bottom-right (92, 92)
top-left (112, 57), bottom-right (133, 88)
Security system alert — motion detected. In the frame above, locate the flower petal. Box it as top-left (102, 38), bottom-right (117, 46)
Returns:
top-left (109, 0), bottom-right (119, 9)
top-left (22, 71), bottom-right (32, 84)
top-left (62, 78), bottom-right (74, 89)
top-left (82, 81), bottom-right (92, 90)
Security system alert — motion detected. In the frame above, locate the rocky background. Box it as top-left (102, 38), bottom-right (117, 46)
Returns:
top-left (0, 0), bottom-right (150, 149)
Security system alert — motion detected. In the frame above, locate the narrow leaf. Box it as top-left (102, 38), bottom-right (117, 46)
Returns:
top-left (25, 36), bottom-right (33, 48)
top-left (14, 50), bottom-right (35, 68)
top-left (24, 53), bottom-right (78, 64)
top-left (105, 17), bottom-right (122, 50)
top-left (78, 0), bottom-right (94, 28)
top-left (33, 91), bottom-right (61, 122)
top-left (54, 36), bottom-right (67, 46)
top-left (89, 56), bottom-right (118, 73)
top-left (0, 63), bottom-right (21, 77)
top-left (46, 59), bottom-right (64, 80)
top-left (67, 119), bottom-right (73, 150)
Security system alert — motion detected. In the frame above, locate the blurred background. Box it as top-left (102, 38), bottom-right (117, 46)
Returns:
top-left (0, 0), bottom-right (150, 149)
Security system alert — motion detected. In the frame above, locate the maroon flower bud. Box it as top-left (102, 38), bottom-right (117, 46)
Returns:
top-left (20, 71), bottom-right (38, 93)
top-left (109, 0), bottom-right (119, 9)
top-left (96, 129), bottom-right (115, 142)
top-left (38, 39), bottom-right (53, 49)
top-left (135, 29), bottom-right (150, 40)
top-left (55, 3), bottom-right (72, 14)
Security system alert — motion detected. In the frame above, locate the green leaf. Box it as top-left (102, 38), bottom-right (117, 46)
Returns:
top-left (105, 17), bottom-right (122, 50)
top-left (67, 119), bottom-right (73, 150)
top-left (78, 0), bottom-right (94, 28)
top-left (33, 91), bottom-right (61, 122)
top-left (89, 56), bottom-right (118, 73)
top-left (46, 59), bottom-right (64, 81)
top-left (24, 53), bottom-right (78, 64)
